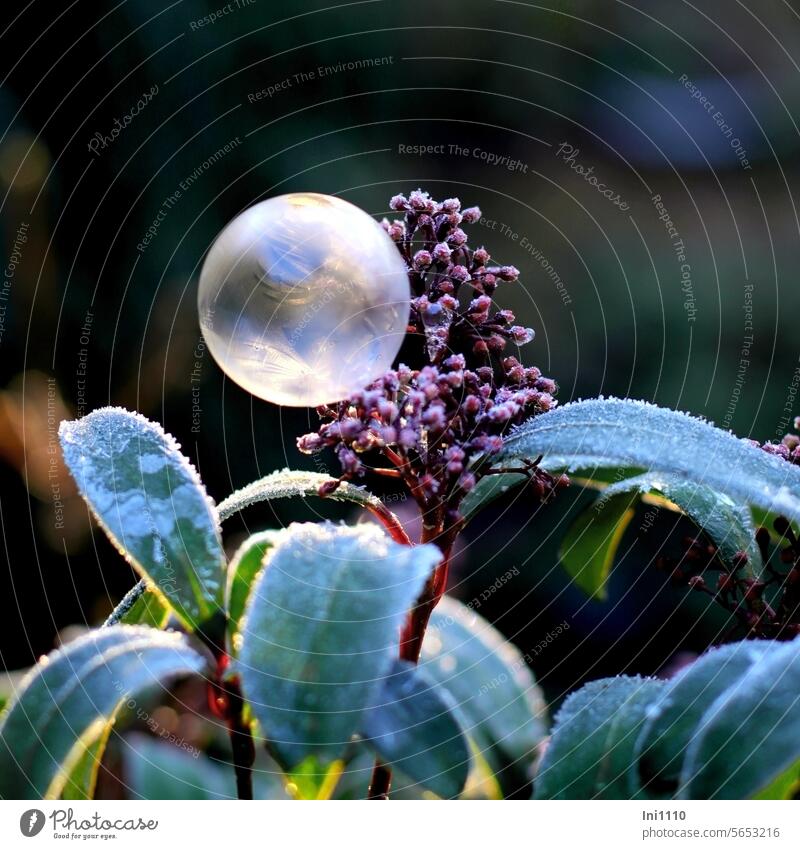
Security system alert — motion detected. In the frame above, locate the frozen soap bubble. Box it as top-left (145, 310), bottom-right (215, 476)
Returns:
top-left (198, 193), bottom-right (410, 407)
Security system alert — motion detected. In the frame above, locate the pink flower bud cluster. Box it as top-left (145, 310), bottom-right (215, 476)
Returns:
top-left (381, 190), bottom-right (532, 362)
top-left (297, 190), bottom-right (564, 518)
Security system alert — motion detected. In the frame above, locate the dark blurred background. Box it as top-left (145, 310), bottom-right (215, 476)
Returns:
top-left (2, 0), bottom-right (800, 706)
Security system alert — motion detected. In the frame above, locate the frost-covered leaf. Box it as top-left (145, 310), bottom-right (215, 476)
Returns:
top-left (237, 522), bottom-right (439, 795)
top-left (361, 661), bottom-right (470, 799)
top-left (59, 729), bottom-right (111, 800)
top-left (217, 469), bottom-right (390, 521)
top-left (465, 398), bottom-right (800, 523)
top-left (561, 473), bottom-right (762, 599)
top-left (122, 733), bottom-right (290, 800)
top-left (59, 408), bottom-right (225, 629)
top-left (225, 530), bottom-right (282, 651)
top-left (534, 676), bottom-right (664, 799)
top-left (0, 626), bottom-right (209, 799)
top-left (635, 640), bottom-right (778, 798)
top-left (421, 596), bottom-right (548, 793)
top-left (105, 583), bottom-right (170, 629)
top-left (679, 637), bottom-right (800, 799)
top-left (125, 734), bottom-right (235, 800)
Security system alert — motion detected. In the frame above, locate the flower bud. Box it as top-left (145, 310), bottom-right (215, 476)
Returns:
top-left (510, 326), bottom-right (535, 345)
top-left (432, 242), bottom-right (452, 263)
top-left (448, 228), bottom-right (467, 246)
top-left (450, 264), bottom-right (470, 283)
top-left (472, 246), bottom-right (489, 265)
top-left (499, 265), bottom-right (520, 281)
top-left (318, 479), bottom-right (341, 497)
top-left (463, 395), bottom-right (482, 415)
top-left (413, 250), bottom-right (433, 270)
top-left (409, 189), bottom-right (435, 212)
top-left (399, 428), bottom-right (418, 448)
top-left (387, 221), bottom-right (405, 241)
top-left (297, 433), bottom-right (323, 453)
top-left (459, 472), bottom-right (477, 492)
top-left (461, 206), bottom-right (481, 223)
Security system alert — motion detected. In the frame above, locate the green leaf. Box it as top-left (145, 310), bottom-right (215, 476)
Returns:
top-left (125, 733), bottom-right (235, 799)
top-left (59, 728), bottom-right (112, 800)
top-left (559, 493), bottom-right (636, 600)
top-left (361, 661), bottom-right (470, 798)
top-left (217, 469), bottom-right (391, 521)
top-left (561, 473), bottom-right (763, 599)
top-left (124, 734), bottom-right (290, 800)
top-left (610, 474), bottom-right (762, 572)
top-left (0, 626), bottom-right (209, 799)
top-left (59, 408), bottom-right (225, 629)
top-left (635, 640), bottom-right (778, 799)
top-left (534, 676), bottom-right (664, 799)
top-left (421, 595), bottom-right (548, 793)
top-left (105, 583), bottom-right (170, 629)
top-left (753, 762), bottom-right (800, 800)
top-left (466, 398), bottom-right (800, 523)
top-left (225, 531), bottom-right (281, 650)
top-left (237, 522), bottom-right (439, 793)
top-left (679, 636), bottom-right (800, 799)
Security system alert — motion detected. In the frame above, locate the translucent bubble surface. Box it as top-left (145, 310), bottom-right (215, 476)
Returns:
top-left (198, 193), bottom-right (410, 407)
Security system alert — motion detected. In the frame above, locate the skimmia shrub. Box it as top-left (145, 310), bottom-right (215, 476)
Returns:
top-left (2, 190), bottom-right (800, 800)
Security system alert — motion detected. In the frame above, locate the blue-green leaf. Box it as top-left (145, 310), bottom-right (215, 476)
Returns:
top-left (421, 595), bottom-right (548, 790)
top-left (105, 583), bottom-right (170, 629)
top-left (465, 398), bottom-right (800, 522)
top-left (217, 469), bottom-right (391, 521)
top-left (679, 637), bottom-right (800, 799)
top-left (559, 493), bottom-right (637, 600)
top-left (635, 640), bottom-right (778, 798)
top-left (225, 531), bottom-right (281, 651)
top-left (59, 408), bottom-right (225, 629)
top-left (0, 626), bottom-right (209, 799)
top-left (535, 676), bottom-right (664, 799)
top-left (237, 522), bottom-right (439, 794)
top-left (122, 734), bottom-right (290, 800)
top-left (59, 729), bottom-right (112, 800)
top-left (361, 661), bottom-right (470, 799)
top-left (561, 473), bottom-right (762, 599)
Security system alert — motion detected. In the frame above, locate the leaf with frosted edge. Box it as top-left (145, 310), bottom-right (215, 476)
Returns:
top-left (105, 583), bottom-right (170, 629)
top-left (216, 469), bottom-right (391, 521)
top-left (421, 595), bottom-right (548, 793)
top-left (59, 726), bottom-right (112, 800)
top-left (606, 474), bottom-right (762, 572)
top-left (464, 398), bottom-right (800, 523)
top-left (126, 733), bottom-right (236, 800)
top-left (101, 471), bottom-right (398, 635)
top-left (225, 530), bottom-right (283, 652)
top-left (561, 473), bottom-right (762, 599)
top-left (634, 640), bottom-right (781, 799)
top-left (361, 660), bottom-right (470, 799)
top-left (0, 626), bottom-right (209, 800)
top-left (679, 636), bottom-right (800, 799)
top-left (237, 522), bottom-right (439, 796)
top-left (123, 733), bottom-right (291, 800)
top-left (59, 408), bottom-right (225, 629)
top-left (534, 676), bottom-right (664, 800)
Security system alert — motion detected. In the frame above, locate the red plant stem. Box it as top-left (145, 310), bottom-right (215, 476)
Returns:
top-left (366, 503), bottom-right (413, 546)
top-left (222, 678), bottom-right (255, 800)
top-left (368, 519), bottom-right (456, 799)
